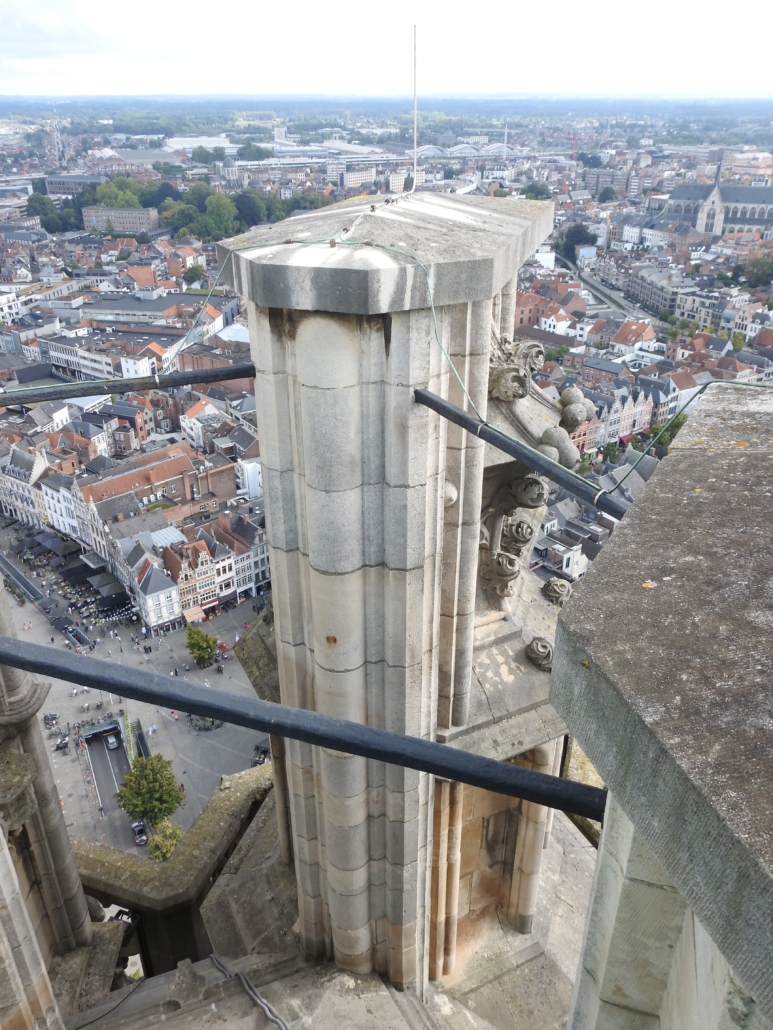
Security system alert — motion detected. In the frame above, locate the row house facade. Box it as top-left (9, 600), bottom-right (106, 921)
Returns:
top-left (570, 385), bottom-right (653, 451)
top-left (0, 447), bottom-right (49, 527)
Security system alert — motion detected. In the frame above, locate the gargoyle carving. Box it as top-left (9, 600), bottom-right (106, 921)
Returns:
top-left (494, 473), bottom-right (549, 517)
top-left (489, 365), bottom-right (530, 402)
top-left (525, 637), bottom-right (553, 671)
top-left (542, 577), bottom-right (573, 608)
top-left (488, 339), bottom-right (545, 401)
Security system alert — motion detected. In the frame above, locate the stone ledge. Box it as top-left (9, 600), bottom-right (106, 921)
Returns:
top-left (550, 387), bottom-right (773, 1023)
top-left (217, 194), bottom-right (553, 315)
top-left (71, 766), bottom-right (272, 912)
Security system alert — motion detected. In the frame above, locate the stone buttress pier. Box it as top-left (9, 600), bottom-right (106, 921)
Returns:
top-left (219, 194), bottom-right (553, 989)
top-left (0, 585), bottom-right (92, 1030)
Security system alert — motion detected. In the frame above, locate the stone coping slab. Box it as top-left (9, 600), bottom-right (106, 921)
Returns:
top-left (217, 194), bottom-right (553, 314)
top-left (71, 766), bottom-right (272, 912)
top-left (550, 383), bottom-right (773, 1022)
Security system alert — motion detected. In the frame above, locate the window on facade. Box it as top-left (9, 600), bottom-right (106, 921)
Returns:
top-left (199, 504), bottom-right (206, 511)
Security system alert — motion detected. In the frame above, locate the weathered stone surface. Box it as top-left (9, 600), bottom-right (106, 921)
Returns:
top-left (218, 195), bottom-right (553, 315)
top-left (75, 921), bottom-right (125, 1014)
top-left (551, 383), bottom-right (773, 1024)
top-left (200, 790), bottom-right (299, 961)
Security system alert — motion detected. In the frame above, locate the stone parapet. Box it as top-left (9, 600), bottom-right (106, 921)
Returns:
top-left (551, 383), bottom-right (773, 1026)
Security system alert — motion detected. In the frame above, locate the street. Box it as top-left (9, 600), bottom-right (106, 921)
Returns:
top-left (0, 522), bottom-right (266, 852)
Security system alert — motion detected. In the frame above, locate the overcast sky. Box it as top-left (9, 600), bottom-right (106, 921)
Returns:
top-left (2, 1), bottom-right (771, 99)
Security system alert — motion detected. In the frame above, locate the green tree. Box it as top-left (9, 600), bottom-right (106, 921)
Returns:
top-left (718, 329), bottom-right (729, 339)
top-left (669, 413), bottom-right (688, 439)
top-left (523, 182), bottom-right (551, 200)
top-left (677, 318), bottom-right (690, 330)
top-left (191, 146), bottom-right (214, 164)
top-left (237, 142), bottom-right (272, 161)
top-left (186, 625), bottom-right (218, 665)
top-left (211, 146), bottom-right (226, 162)
top-left (658, 309), bottom-right (671, 322)
top-left (95, 182), bottom-right (141, 208)
top-left (114, 754), bottom-right (186, 828)
top-left (184, 183), bottom-right (214, 212)
top-left (667, 315), bottom-right (678, 326)
top-left (598, 186), bottom-right (617, 203)
top-left (578, 454), bottom-right (592, 474)
top-left (403, 174), bottom-right (414, 192)
top-left (731, 332), bottom-right (745, 350)
top-left (182, 265), bottom-right (204, 284)
top-left (204, 194), bottom-right (238, 239)
top-left (745, 258), bottom-right (773, 289)
top-left (602, 442), bottom-right (618, 464)
top-left (493, 188), bottom-right (509, 197)
top-left (148, 819), bottom-right (182, 862)
top-left (26, 193), bottom-right (61, 232)
top-left (562, 223), bottom-right (598, 262)
top-left (234, 191), bottom-right (266, 226)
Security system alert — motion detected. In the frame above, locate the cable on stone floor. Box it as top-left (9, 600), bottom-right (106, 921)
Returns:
top-left (210, 953), bottom-right (290, 1030)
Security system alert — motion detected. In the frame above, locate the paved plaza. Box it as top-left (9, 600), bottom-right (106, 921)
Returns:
top-left (0, 522), bottom-right (265, 854)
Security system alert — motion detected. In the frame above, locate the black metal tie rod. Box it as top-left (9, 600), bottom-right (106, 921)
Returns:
top-left (0, 637), bottom-right (606, 822)
top-left (0, 363), bottom-right (256, 409)
top-left (414, 388), bottom-right (628, 520)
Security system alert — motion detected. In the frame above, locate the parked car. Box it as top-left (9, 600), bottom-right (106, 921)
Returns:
top-left (105, 733), bottom-right (119, 750)
top-left (131, 822), bottom-right (148, 846)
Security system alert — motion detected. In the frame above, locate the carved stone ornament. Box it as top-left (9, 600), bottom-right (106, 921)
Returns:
top-left (525, 637), bottom-right (553, 671)
top-left (494, 474), bottom-right (550, 517)
top-left (488, 338), bottom-right (544, 402)
top-left (510, 341), bottom-right (545, 374)
top-left (501, 518), bottom-right (534, 556)
top-left (489, 365), bottom-right (531, 402)
top-left (480, 550), bottom-right (521, 597)
top-left (542, 577), bottom-right (573, 608)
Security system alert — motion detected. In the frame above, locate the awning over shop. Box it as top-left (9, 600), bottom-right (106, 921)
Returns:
top-left (50, 539), bottom-right (79, 557)
top-left (87, 573), bottom-right (115, 589)
top-left (59, 559), bottom-right (92, 585)
top-left (51, 616), bottom-right (72, 630)
top-left (80, 551), bottom-right (107, 569)
top-left (183, 606), bottom-right (206, 624)
top-left (29, 545), bottom-right (48, 555)
top-left (50, 557), bottom-right (65, 568)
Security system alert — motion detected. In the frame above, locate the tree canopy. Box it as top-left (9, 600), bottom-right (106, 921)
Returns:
top-left (523, 182), bottom-right (551, 200)
top-left (186, 625), bottom-right (218, 665)
top-left (237, 142), bottom-right (272, 161)
top-left (562, 223), bottom-right (598, 262)
top-left (598, 186), bottom-right (617, 203)
top-left (114, 754), bottom-right (185, 828)
top-left (182, 265), bottom-right (204, 284)
top-left (745, 257), bottom-right (773, 289)
top-left (148, 819), bottom-right (182, 862)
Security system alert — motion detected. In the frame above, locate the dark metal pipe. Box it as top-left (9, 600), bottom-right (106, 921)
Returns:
top-left (0, 363), bottom-right (256, 408)
top-left (0, 637), bottom-right (606, 822)
top-left (414, 388), bottom-right (628, 520)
